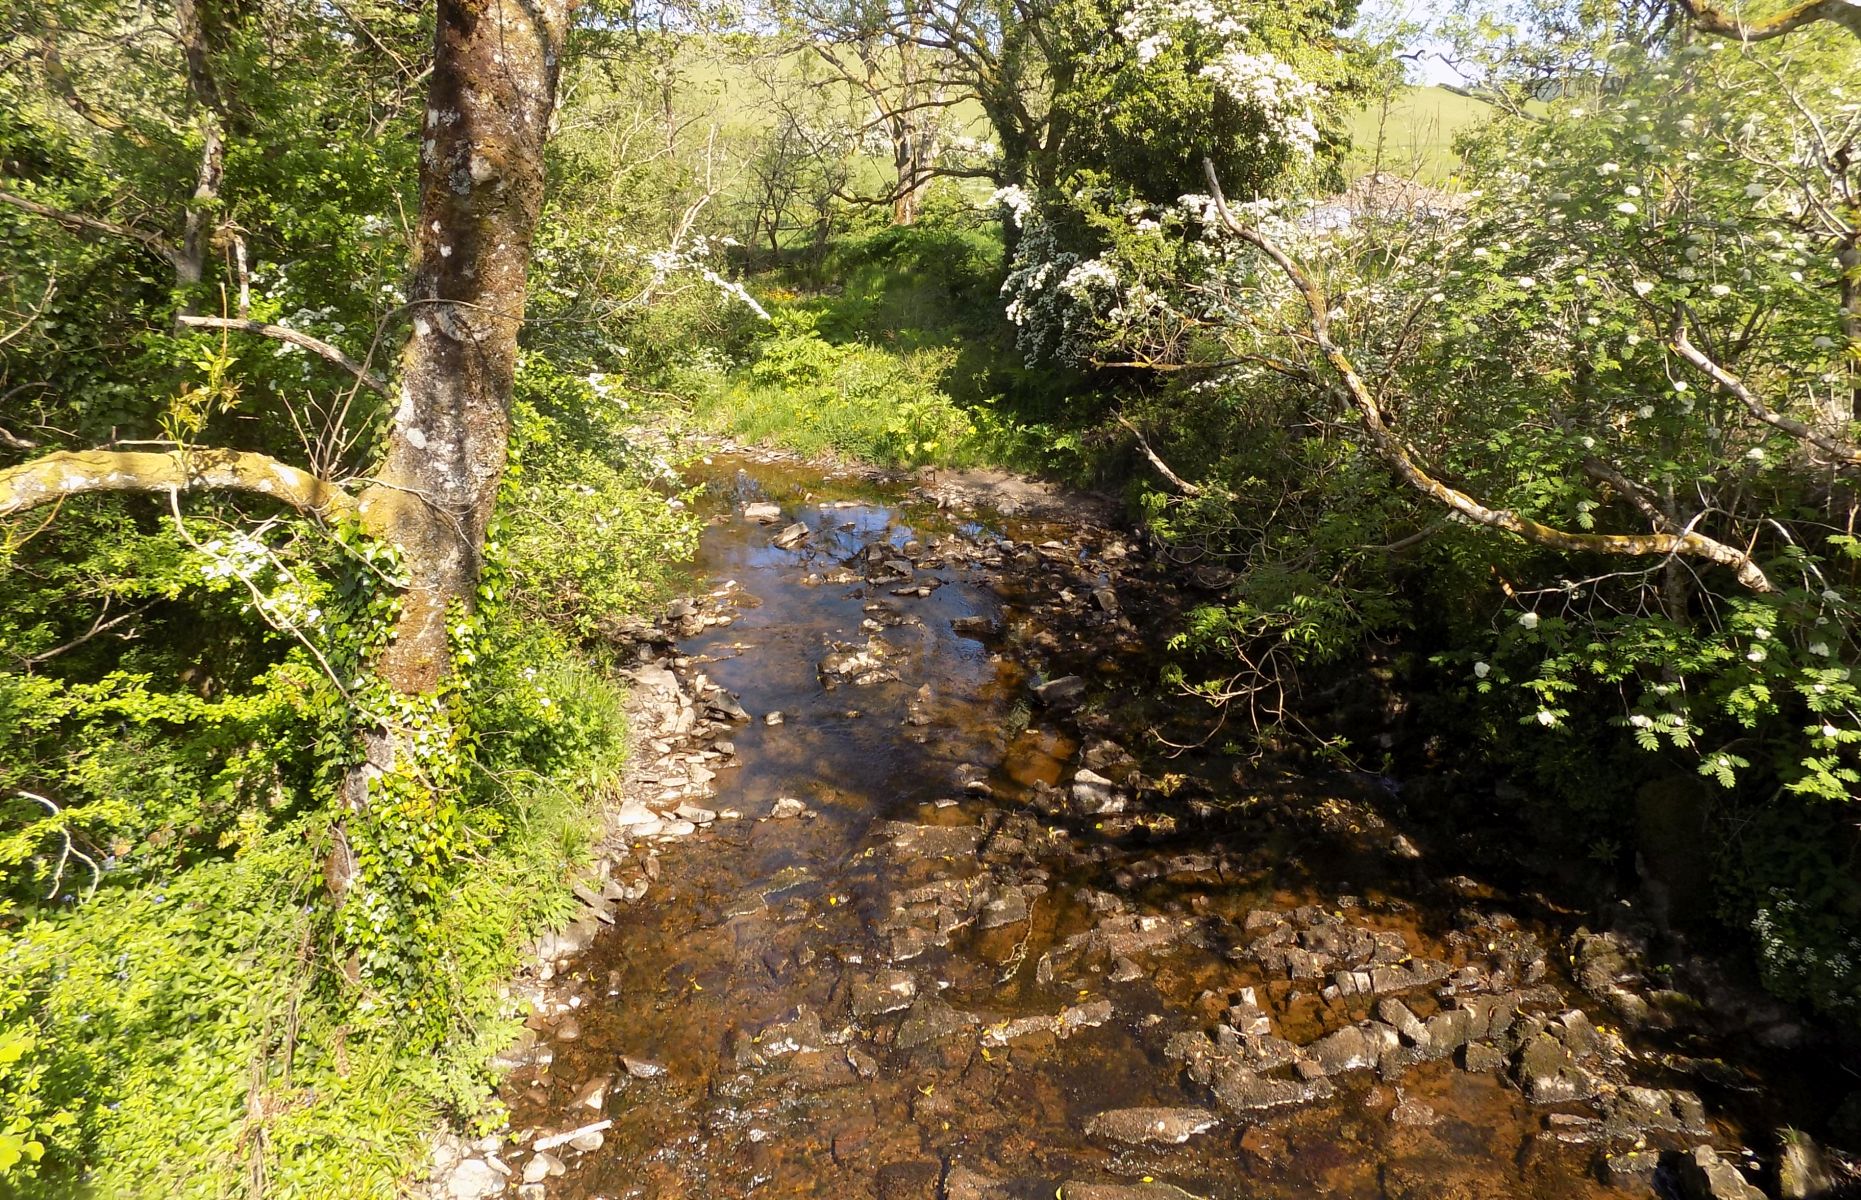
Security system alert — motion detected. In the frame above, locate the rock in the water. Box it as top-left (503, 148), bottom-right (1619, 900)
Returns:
top-left (570, 1074), bottom-right (610, 1111)
top-left (521, 1152), bottom-right (564, 1184)
top-left (772, 521), bottom-right (810, 549)
top-left (743, 501), bottom-right (782, 523)
top-left (1070, 768), bottom-right (1126, 815)
top-left (895, 998), bottom-right (980, 1050)
top-left (1032, 675), bottom-right (1087, 708)
top-left (1670, 1145), bottom-right (1765, 1200)
top-left (1060, 1185), bottom-right (1201, 1200)
top-left (1083, 1107), bottom-right (1219, 1145)
top-left (621, 1055), bottom-right (666, 1079)
top-left (1514, 1032), bottom-right (1600, 1103)
top-left (770, 796), bottom-right (807, 819)
top-left (1211, 1065), bottom-right (1334, 1113)
top-left (851, 970), bottom-right (918, 1018)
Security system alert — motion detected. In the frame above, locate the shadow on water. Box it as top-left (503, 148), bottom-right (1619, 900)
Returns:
top-left (495, 452), bottom-right (1846, 1200)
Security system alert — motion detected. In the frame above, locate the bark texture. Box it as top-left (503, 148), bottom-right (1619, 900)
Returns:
top-left (356, 0), bottom-right (570, 697)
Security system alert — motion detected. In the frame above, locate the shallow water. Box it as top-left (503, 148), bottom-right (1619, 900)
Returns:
top-left (496, 453), bottom-right (1779, 1200)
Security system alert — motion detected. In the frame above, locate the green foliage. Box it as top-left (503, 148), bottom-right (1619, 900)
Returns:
top-left (695, 309), bottom-right (977, 466)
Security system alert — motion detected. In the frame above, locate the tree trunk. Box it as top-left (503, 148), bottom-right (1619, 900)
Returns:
top-left (328, 0), bottom-right (570, 903)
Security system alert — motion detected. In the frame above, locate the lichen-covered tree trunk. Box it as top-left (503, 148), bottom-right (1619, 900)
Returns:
top-left (328, 0), bottom-right (570, 900)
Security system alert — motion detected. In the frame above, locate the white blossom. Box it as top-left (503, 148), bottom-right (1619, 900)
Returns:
top-left (1199, 49), bottom-right (1322, 156)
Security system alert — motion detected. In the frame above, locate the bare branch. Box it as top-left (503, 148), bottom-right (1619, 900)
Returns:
top-left (1202, 158), bottom-right (1776, 594)
top-left (176, 316), bottom-right (388, 395)
top-left (1669, 317), bottom-right (1861, 463)
top-left (0, 188), bottom-right (179, 265)
top-left (1114, 412), bottom-right (1217, 497)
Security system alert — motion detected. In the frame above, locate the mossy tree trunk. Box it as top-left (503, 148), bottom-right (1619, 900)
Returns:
top-left (0, 0), bottom-right (573, 925)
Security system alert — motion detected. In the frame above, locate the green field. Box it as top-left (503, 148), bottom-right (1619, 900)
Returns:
top-left (1345, 84), bottom-right (1498, 182)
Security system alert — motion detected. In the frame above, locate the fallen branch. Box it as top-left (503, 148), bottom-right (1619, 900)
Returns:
top-left (531, 1121), bottom-right (612, 1153)
top-left (1201, 158), bottom-right (1775, 594)
top-left (175, 315), bottom-right (388, 395)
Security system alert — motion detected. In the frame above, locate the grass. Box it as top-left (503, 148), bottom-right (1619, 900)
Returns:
top-left (1345, 84), bottom-right (1498, 182)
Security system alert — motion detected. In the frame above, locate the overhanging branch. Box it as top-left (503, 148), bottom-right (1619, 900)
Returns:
top-left (1201, 158), bottom-right (1775, 594)
top-left (1670, 317), bottom-right (1861, 463)
top-left (1673, 0), bottom-right (1861, 41)
top-left (0, 448), bottom-right (354, 521)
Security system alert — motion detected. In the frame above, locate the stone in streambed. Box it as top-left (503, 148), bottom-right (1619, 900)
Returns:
top-left (1083, 1106), bottom-right (1219, 1145)
top-left (851, 969), bottom-right (918, 1018)
top-left (1670, 1145), bottom-right (1765, 1200)
top-left (1032, 675), bottom-right (1086, 708)
top-left (446, 1160), bottom-right (504, 1200)
top-left (521, 1152), bottom-right (564, 1184)
top-left (1070, 769), bottom-right (1125, 816)
top-left (895, 998), bottom-right (979, 1050)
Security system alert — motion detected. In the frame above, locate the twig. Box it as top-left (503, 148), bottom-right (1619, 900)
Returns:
top-left (16, 790), bottom-right (101, 901)
top-left (176, 316), bottom-right (388, 395)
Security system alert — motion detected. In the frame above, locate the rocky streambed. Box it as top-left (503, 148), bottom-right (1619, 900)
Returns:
top-left (432, 450), bottom-right (1857, 1200)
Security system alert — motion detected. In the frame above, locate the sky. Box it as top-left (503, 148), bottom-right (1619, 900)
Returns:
top-left (1357, 0), bottom-right (1477, 86)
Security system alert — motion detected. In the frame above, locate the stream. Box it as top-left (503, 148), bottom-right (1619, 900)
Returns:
top-left (464, 450), bottom-right (1823, 1200)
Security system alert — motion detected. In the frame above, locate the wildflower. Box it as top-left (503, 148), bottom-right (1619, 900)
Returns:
top-left (1474, 661), bottom-right (1491, 678)
top-left (1629, 714), bottom-right (1654, 728)
top-left (1623, 184), bottom-right (1642, 197)
top-left (1632, 280), bottom-right (1655, 297)
top-left (1516, 276), bottom-right (1536, 289)
top-left (1810, 642), bottom-right (1832, 656)
top-left (1673, 380), bottom-right (1689, 392)
top-left (1747, 646), bottom-right (1767, 662)
top-left (1536, 710), bottom-right (1558, 726)
top-left (1518, 612), bottom-right (1541, 630)
top-left (1822, 724), bottom-right (1840, 738)
top-left (1599, 162), bottom-right (1621, 175)
top-left (1710, 284), bottom-right (1731, 297)
top-left (1617, 201), bottom-right (1638, 215)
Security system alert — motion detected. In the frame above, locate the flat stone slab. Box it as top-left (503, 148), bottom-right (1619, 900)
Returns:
top-left (1084, 1107), bottom-right (1219, 1145)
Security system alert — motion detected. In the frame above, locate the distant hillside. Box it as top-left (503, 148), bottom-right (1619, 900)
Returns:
top-left (1345, 85), bottom-right (1498, 182)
